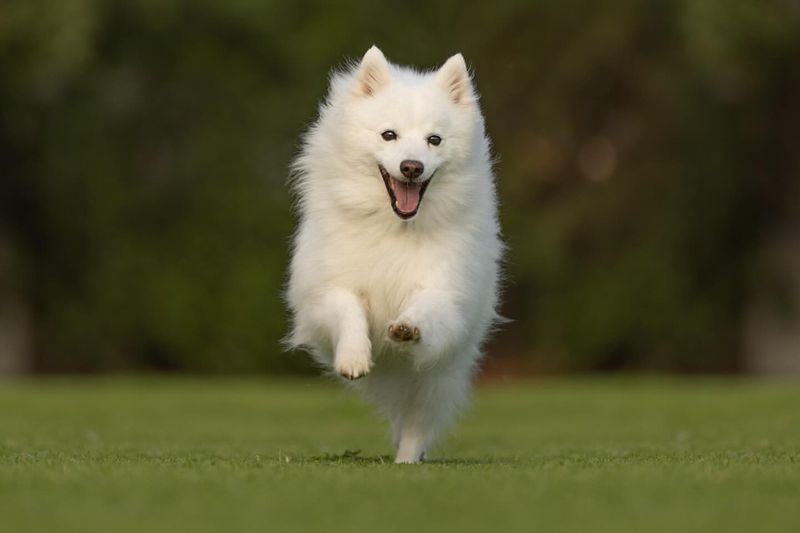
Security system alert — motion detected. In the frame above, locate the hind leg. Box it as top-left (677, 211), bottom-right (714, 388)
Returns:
top-left (390, 368), bottom-right (472, 464)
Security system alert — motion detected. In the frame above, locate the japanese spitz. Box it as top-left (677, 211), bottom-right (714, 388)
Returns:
top-left (286, 47), bottom-right (503, 463)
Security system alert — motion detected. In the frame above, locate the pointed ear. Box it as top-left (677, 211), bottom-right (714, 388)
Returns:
top-left (436, 53), bottom-right (473, 104)
top-left (354, 46), bottom-right (391, 97)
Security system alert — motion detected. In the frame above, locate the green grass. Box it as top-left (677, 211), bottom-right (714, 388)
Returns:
top-left (1, 378), bottom-right (798, 532)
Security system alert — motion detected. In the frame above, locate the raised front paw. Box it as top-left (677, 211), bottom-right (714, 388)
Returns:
top-left (388, 321), bottom-right (421, 343)
top-left (334, 347), bottom-right (372, 380)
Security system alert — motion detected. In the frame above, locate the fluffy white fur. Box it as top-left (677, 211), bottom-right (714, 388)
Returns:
top-left (286, 47), bottom-right (503, 463)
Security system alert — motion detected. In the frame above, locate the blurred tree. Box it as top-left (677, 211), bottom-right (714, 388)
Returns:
top-left (1, 0), bottom-right (798, 373)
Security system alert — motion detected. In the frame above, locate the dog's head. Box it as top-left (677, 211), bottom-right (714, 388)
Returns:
top-left (316, 47), bottom-right (485, 223)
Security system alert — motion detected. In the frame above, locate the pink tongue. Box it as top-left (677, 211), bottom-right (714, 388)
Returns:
top-left (393, 178), bottom-right (422, 214)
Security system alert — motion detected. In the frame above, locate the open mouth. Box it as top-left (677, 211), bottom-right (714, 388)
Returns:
top-left (379, 165), bottom-right (434, 220)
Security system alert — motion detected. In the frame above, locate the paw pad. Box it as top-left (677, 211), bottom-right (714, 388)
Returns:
top-left (388, 322), bottom-right (421, 343)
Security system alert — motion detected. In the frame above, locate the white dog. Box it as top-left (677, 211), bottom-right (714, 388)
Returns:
top-left (286, 47), bottom-right (503, 463)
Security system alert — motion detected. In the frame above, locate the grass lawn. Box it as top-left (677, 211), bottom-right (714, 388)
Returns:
top-left (1, 377), bottom-right (798, 532)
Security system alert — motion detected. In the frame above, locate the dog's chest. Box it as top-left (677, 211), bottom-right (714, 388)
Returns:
top-left (328, 228), bottom-right (437, 327)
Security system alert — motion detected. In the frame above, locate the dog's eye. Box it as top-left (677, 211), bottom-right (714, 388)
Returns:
top-left (427, 135), bottom-right (442, 146)
top-left (381, 130), bottom-right (398, 141)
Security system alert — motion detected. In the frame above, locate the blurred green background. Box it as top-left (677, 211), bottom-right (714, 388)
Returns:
top-left (1, 0), bottom-right (799, 376)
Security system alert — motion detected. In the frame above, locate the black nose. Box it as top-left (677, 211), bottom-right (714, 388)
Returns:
top-left (400, 160), bottom-right (424, 180)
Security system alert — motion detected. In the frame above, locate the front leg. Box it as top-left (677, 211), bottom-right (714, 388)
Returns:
top-left (388, 289), bottom-right (464, 368)
top-left (317, 288), bottom-right (372, 380)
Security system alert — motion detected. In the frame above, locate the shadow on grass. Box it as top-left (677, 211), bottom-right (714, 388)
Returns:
top-left (307, 449), bottom-right (508, 466)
